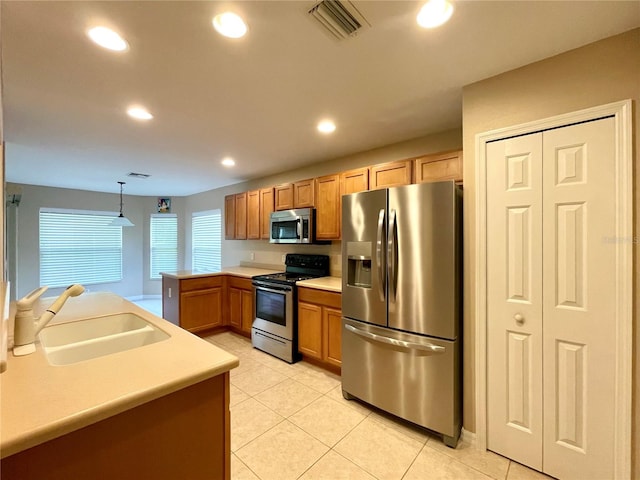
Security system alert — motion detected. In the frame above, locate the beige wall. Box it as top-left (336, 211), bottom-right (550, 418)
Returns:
top-left (6, 183), bottom-right (187, 299)
top-left (462, 28), bottom-right (639, 474)
top-left (186, 128), bottom-right (463, 273)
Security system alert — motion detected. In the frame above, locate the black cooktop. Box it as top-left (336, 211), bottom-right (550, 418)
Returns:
top-left (253, 272), bottom-right (319, 285)
top-left (253, 254), bottom-right (330, 286)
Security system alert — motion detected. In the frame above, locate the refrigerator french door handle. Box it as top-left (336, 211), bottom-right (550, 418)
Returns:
top-left (344, 324), bottom-right (445, 354)
top-left (376, 209), bottom-right (386, 302)
top-left (388, 209), bottom-right (398, 302)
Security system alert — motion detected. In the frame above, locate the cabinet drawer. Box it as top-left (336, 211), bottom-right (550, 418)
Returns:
top-left (228, 276), bottom-right (253, 290)
top-left (180, 276), bottom-right (223, 292)
top-left (298, 287), bottom-right (341, 309)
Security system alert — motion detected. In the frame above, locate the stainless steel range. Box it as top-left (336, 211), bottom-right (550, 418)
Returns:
top-left (252, 254), bottom-right (330, 363)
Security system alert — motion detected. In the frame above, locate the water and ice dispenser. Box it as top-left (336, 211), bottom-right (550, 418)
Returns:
top-left (346, 242), bottom-right (372, 288)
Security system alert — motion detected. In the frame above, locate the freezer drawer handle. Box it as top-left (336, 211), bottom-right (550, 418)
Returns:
top-left (345, 324), bottom-right (445, 354)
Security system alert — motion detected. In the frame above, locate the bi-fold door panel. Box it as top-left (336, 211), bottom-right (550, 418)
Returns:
top-left (486, 133), bottom-right (544, 471)
top-left (541, 118), bottom-right (616, 480)
top-left (486, 117), bottom-right (618, 479)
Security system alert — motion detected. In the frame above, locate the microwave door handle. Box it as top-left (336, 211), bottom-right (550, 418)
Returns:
top-left (376, 209), bottom-right (386, 302)
top-left (388, 209), bottom-right (397, 303)
top-left (296, 218), bottom-right (301, 239)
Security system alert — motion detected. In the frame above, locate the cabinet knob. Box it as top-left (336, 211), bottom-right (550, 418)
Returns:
top-left (514, 313), bottom-right (524, 324)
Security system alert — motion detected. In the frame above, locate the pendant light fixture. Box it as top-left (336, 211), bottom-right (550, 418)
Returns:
top-left (110, 181), bottom-right (135, 227)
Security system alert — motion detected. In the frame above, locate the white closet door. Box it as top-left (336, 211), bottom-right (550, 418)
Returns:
top-left (542, 117), bottom-right (616, 479)
top-left (486, 133), bottom-right (543, 470)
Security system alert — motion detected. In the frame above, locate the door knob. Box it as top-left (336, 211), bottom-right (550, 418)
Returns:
top-left (514, 313), bottom-right (524, 324)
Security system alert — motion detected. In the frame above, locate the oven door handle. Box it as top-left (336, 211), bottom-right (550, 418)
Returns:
top-left (253, 284), bottom-right (293, 294)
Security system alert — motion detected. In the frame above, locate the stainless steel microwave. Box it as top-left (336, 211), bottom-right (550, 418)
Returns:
top-left (269, 208), bottom-right (314, 244)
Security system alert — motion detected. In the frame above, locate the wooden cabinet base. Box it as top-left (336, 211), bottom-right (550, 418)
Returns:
top-left (1, 374), bottom-right (231, 480)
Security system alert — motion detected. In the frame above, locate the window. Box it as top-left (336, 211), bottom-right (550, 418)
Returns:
top-left (39, 208), bottom-right (123, 287)
top-left (150, 214), bottom-right (178, 279)
top-left (192, 209), bottom-right (222, 272)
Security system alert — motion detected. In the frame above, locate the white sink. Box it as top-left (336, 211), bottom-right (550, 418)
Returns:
top-left (39, 313), bottom-right (170, 366)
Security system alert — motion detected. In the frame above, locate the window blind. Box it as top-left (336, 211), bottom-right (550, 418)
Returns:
top-left (39, 209), bottom-right (123, 287)
top-left (192, 209), bottom-right (222, 272)
top-left (150, 214), bottom-right (178, 279)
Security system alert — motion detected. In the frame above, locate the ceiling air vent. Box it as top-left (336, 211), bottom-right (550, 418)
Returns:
top-left (308, 0), bottom-right (370, 40)
top-left (127, 172), bottom-right (151, 179)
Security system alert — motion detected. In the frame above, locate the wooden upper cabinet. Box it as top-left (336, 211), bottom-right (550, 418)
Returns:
top-left (224, 194), bottom-right (235, 239)
top-left (414, 150), bottom-right (463, 184)
top-left (274, 184), bottom-right (294, 211)
top-left (294, 179), bottom-right (315, 208)
top-left (246, 190), bottom-right (260, 239)
top-left (234, 192), bottom-right (247, 239)
top-left (259, 187), bottom-right (274, 239)
top-left (369, 160), bottom-right (412, 189)
top-left (315, 174), bottom-right (341, 240)
top-left (340, 167), bottom-right (369, 195)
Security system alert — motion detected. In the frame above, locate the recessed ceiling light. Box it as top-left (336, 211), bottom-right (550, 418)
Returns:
top-left (212, 12), bottom-right (248, 39)
top-left (317, 120), bottom-right (336, 134)
top-left (221, 157), bottom-right (236, 167)
top-left (417, 0), bottom-right (454, 29)
top-left (127, 106), bottom-right (153, 121)
top-left (87, 26), bottom-right (129, 51)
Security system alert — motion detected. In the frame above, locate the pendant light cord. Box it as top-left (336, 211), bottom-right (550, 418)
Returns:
top-left (118, 181), bottom-right (126, 216)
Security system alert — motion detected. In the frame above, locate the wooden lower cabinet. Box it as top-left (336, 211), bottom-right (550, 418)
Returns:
top-left (227, 276), bottom-right (254, 336)
top-left (1, 374), bottom-right (231, 480)
top-left (297, 287), bottom-right (342, 370)
top-left (298, 302), bottom-right (322, 359)
top-left (162, 275), bottom-right (224, 333)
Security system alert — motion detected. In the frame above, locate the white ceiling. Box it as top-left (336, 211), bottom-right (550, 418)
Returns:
top-left (2, 1), bottom-right (638, 196)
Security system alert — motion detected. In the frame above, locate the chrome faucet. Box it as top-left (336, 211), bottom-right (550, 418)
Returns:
top-left (13, 284), bottom-right (85, 356)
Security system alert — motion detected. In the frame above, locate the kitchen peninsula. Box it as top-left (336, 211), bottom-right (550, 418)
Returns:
top-left (0, 292), bottom-right (238, 480)
top-left (161, 266), bottom-right (281, 335)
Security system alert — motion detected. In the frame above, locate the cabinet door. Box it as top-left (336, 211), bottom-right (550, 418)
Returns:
top-left (414, 150), bottom-right (463, 184)
top-left (340, 167), bottom-right (369, 195)
top-left (323, 307), bottom-right (342, 367)
top-left (228, 287), bottom-right (242, 329)
top-left (234, 193), bottom-right (247, 239)
top-left (247, 190), bottom-right (260, 239)
top-left (274, 184), bottom-right (293, 211)
top-left (298, 302), bottom-right (322, 359)
top-left (241, 289), bottom-right (254, 334)
top-left (370, 160), bottom-right (412, 189)
top-left (180, 287), bottom-right (223, 332)
top-left (259, 187), bottom-right (274, 239)
top-left (224, 195), bottom-right (235, 239)
top-left (315, 174), bottom-right (341, 240)
top-left (294, 179), bottom-right (315, 208)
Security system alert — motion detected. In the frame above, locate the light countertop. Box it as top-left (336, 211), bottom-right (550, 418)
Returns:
top-left (160, 266), bottom-right (282, 279)
top-left (0, 292), bottom-right (238, 458)
top-left (161, 267), bottom-right (342, 293)
top-left (297, 276), bottom-right (342, 293)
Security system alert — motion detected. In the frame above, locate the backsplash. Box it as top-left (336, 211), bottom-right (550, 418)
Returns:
top-left (226, 241), bottom-right (342, 276)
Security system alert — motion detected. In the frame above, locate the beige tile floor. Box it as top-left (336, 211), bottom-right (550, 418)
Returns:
top-left (205, 331), bottom-right (553, 480)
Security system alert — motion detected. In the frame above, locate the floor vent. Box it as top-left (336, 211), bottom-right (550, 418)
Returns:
top-left (308, 0), bottom-right (370, 40)
top-left (127, 172), bottom-right (151, 179)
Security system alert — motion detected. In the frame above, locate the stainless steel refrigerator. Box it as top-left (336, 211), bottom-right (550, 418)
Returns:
top-left (341, 181), bottom-right (462, 447)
